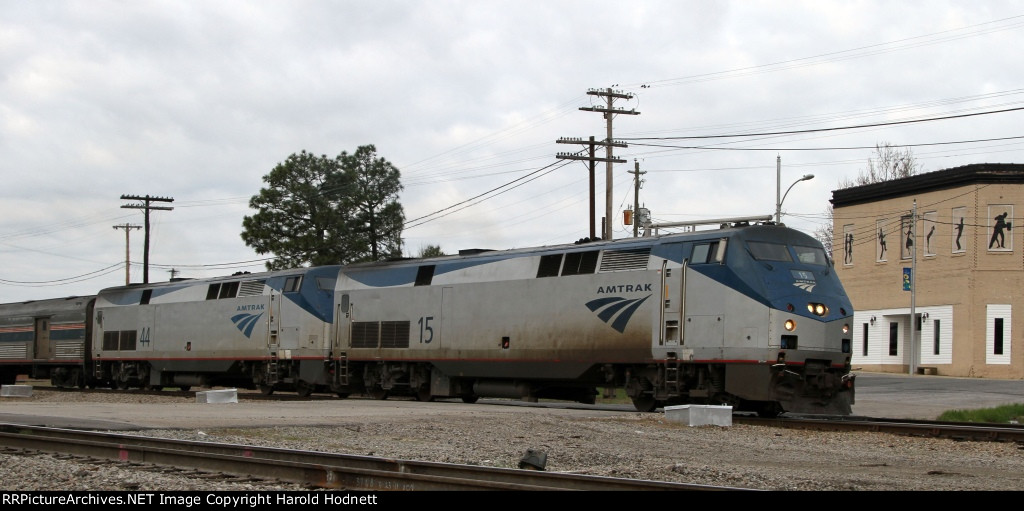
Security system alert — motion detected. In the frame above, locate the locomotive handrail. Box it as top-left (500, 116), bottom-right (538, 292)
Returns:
top-left (647, 215), bottom-right (774, 234)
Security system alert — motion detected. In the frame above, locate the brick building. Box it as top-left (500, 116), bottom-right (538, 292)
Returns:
top-left (831, 163), bottom-right (1024, 378)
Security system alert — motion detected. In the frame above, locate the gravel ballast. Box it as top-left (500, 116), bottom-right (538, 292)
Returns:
top-left (1, 390), bottom-right (1022, 491)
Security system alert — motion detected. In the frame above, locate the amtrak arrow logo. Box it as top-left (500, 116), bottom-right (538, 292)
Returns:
top-left (231, 312), bottom-right (264, 338)
top-left (585, 295), bottom-right (651, 333)
top-left (793, 282), bottom-right (816, 292)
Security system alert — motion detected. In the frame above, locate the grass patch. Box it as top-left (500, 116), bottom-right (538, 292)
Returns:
top-left (596, 388), bottom-right (631, 405)
top-left (937, 403), bottom-right (1024, 423)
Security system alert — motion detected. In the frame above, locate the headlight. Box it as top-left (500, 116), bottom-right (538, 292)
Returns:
top-left (784, 319), bottom-right (796, 331)
top-left (807, 303), bottom-right (829, 317)
top-left (842, 323), bottom-right (850, 334)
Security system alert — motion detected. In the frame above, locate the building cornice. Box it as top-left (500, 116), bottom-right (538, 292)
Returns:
top-left (830, 163), bottom-right (1024, 207)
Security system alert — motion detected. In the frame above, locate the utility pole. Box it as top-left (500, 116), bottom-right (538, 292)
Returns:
top-left (112, 223), bottom-right (141, 285)
top-left (629, 160), bottom-right (646, 238)
top-left (776, 155), bottom-right (781, 223)
top-left (120, 194), bottom-right (174, 284)
top-left (556, 136), bottom-right (627, 240)
top-left (909, 199), bottom-right (918, 376)
top-left (581, 88), bottom-right (634, 239)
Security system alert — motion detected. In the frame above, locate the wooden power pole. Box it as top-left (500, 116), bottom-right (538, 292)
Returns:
top-left (120, 194), bottom-right (174, 284)
top-left (559, 88), bottom-right (639, 240)
top-left (112, 223), bottom-right (141, 285)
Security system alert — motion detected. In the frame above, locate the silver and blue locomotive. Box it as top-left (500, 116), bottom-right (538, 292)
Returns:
top-left (334, 217), bottom-right (854, 415)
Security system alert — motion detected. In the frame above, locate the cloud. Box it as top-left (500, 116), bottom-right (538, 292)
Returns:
top-left (1, 1), bottom-right (1023, 301)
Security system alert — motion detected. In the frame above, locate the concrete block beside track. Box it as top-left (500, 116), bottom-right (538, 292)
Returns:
top-left (195, 389), bottom-right (238, 404)
top-left (665, 405), bottom-right (732, 427)
top-left (0, 385), bottom-right (33, 397)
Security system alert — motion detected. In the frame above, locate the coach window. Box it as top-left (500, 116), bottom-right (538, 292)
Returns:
top-left (206, 283), bottom-right (221, 300)
top-left (140, 289), bottom-right (152, 305)
top-left (283, 276), bottom-right (302, 293)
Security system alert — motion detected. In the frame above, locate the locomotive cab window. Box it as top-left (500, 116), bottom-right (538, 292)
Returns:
top-left (691, 241), bottom-right (723, 264)
top-left (283, 276), bottom-right (302, 293)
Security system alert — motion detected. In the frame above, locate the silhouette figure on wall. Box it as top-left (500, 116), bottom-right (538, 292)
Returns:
top-left (844, 233), bottom-right (853, 264)
top-left (905, 225), bottom-right (914, 252)
top-left (926, 225), bottom-right (935, 254)
top-left (989, 212), bottom-right (1011, 249)
top-left (878, 228), bottom-right (887, 259)
top-left (954, 217), bottom-right (964, 251)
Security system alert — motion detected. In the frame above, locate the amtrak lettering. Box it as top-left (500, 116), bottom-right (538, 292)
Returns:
top-left (236, 304), bottom-right (265, 311)
top-left (596, 283), bottom-right (653, 294)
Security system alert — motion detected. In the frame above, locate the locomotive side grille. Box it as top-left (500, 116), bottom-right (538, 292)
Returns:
top-left (103, 331), bottom-right (120, 350)
top-left (102, 330), bottom-right (137, 351)
top-left (380, 321), bottom-right (410, 348)
top-left (0, 343), bottom-right (28, 359)
top-left (238, 280), bottom-right (266, 297)
top-left (352, 322), bottom-right (380, 348)
top-left (599, 248), bottom-right (651, 272)
top-left (54, 341), bottom-right (84, 359)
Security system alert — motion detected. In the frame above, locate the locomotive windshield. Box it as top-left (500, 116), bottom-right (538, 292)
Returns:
top-left (793, 245), bottom-right (829, 265)
top-left (747, 241), bottom-right (791, 261)
top-left (747, 241), bottom-right (829, 266)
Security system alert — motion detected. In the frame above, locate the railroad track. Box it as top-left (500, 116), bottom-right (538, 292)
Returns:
top-left (26, 386), bottom-right (1024, 443)
top-left (734, 415), bottom-right (1024, 443)
top-left (0, 423), bottom-right (748, 491)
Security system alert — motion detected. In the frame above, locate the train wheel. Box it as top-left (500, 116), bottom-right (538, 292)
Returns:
top-left (179, 385), bottom-right (191, 392)
top-left (416, 386), bottom-right (433, 402)
top-left (295, 381), bottom-right (314, 398)
top-left (755, 402), bottom-right (783, 418)
top-left (335, 392), bottom-right (350, 399)
top-left (461, 394), bottom-right (479, 404)
top-left (369, 388), bottom-right (389, 400)
top-left (630, 395), bottom-right (658, 413)
top-left (259, 384), bottom-right (275, 396)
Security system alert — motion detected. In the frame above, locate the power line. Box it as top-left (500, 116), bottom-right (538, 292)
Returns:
top-left (629, 135), bottom-right (1024, 152)
top-left (620, 107), bottom-right (1024, 141)
top-left (0, 263), bottom-right (124, 287)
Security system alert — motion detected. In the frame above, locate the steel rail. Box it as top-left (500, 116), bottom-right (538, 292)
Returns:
top-left (733, 416), bottom-right (1024, 442)
top-left (0, 424), bottom-right (748, 491)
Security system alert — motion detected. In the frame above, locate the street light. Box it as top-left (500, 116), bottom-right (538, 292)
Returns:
top-left (776, 174), bottom-right (814, 223)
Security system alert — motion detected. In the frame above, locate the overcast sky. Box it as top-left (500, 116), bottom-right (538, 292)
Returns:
top-left (3, 1), bottom-right (1024, 302)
